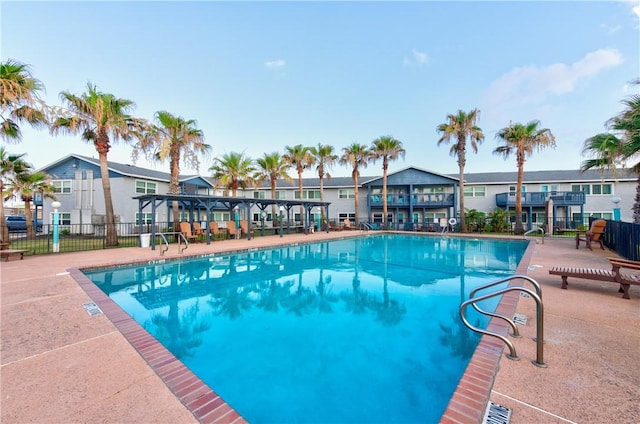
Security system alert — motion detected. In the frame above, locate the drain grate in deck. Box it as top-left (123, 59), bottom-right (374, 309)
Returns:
top-left (513, 313), bottom-right (528, 325)
top-left (83, 302), bottom-right (103, 316)
top-left (482, 401), bottom-right (512, 424)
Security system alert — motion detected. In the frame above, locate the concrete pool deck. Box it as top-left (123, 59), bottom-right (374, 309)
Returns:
top-left (1, 231), bottom-right (638, 423)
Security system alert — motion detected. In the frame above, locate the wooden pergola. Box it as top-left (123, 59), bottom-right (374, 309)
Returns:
top-left (134, 194), bottom-right (331, 249)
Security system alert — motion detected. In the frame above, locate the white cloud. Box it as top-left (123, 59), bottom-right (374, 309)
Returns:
top-left (403, 49), bottom-right (429, 67)
top-left (264, 59), bottom-right (286, 69)
top-left (483, 48), bottom-right (624, 109)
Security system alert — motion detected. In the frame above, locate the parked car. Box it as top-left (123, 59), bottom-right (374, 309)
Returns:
top-left (6, 215), bottom-right (43, 233)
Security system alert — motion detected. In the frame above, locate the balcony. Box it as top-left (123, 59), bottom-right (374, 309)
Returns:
top-left (369, 193), bottom-right (455, 208)
top-left (495, 191), bottom-right (585, 207)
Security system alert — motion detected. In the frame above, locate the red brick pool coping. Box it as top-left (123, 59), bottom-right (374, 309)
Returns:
top-left (441, 238), bottom-right (537, 423)
top-left (69, 268), bottom-right (246, 424)
top-left (69, 236), bottom-right (536, 424)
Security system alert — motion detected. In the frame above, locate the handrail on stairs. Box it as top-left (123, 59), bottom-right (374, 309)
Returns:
top-left (460, 275), bottom-right (546, 368)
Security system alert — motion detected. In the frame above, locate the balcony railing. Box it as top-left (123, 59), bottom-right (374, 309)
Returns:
top-left (369, 193), bottom-right (455, 207)
top-left (495, 191), bottom-right (585, 207)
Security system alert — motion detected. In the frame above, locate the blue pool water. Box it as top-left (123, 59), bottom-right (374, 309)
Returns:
top-left (85, 234), bottom-right (527, 423)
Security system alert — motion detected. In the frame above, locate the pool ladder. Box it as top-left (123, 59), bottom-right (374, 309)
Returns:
top-left (459, 275), bottom-right (547, 368)
top-left (524, 226), bottom-right (546, 244)
top-left (158, 232), bottom-right (189, 256)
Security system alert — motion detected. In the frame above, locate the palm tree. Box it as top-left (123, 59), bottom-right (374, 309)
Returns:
top-left (494, 120), bottom-right (556, 234)
top-left (5, 168), bottom-right (56, 237)
top-left (581, 79), bottom-right (640, 222)
top-left (51, 83), bottom-right (145, 246)
top-left (0, 59), bottom-right (48, 142)
top-left (255, 152), bottom-right (293, 220)
top-left (371, 135), bottom-right (405, 229)
top-left (138, 110), bottom-right (210, 228)
top-left (310, 143), bottom-right (337, 229)
top-left (339, 143), bottom-right (371, 225)
top-left (436, 109), bottom-right (484, 232)
top-left (0, 148), bottom-right (29, 242)
top-left (283, 144), bottom-right (315, 222)
top-left (209, 151), bottom-right (256, 197)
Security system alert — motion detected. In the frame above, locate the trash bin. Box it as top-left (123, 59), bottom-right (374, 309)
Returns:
top-left (140, 233), bottom-right (151, 248)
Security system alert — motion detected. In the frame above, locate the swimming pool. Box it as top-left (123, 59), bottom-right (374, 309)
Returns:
top-left (84, 234), bottom-right (528, 423)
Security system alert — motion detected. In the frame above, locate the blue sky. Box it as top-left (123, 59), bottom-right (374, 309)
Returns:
top-left (2, 0), bottom-right (639, 178)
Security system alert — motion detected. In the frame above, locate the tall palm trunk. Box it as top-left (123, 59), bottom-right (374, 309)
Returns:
top-left (23, 198), bottom-right (34, 238)
top-left (515, 156), bottom-right (525, 234)
top-left (297, 170), bottom-right (304, 223)
top-left (270, 178), bottom-right (277, 223)
top-left (170, 147), bottom-right (181, 230)
top-left (319, 174), bottom-right (325, 227)
top-left (97, 148), bottom-right (118, 246)
top-left (353, 172), bottom-right (360, 224)
top-left (382, 162), bottom-right (388, 228)
top-left (457, 141), bottom-right (467, 232)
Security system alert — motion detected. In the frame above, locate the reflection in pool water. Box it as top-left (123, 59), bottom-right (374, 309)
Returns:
top-left (85, 234), bottom-right (527, 423)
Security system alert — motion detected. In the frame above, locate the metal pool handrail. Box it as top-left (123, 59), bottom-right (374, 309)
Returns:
top-left (460, 278), bottom-right (546, 368)
top-left (158, 232), bottom-right (189, 256)
top-left (468, 275), bottom-right (542, 338)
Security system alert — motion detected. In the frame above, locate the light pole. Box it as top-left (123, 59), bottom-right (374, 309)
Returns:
top-left (52, 201), bottom-right (61, 253)
top-left (279, 206), bottom-right (284, 238)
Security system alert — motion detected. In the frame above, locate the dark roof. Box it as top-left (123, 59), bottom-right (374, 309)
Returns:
top-left (459, 168), bottom-right (636, 184)
top-left (42, 154), bottom-right (206, 184)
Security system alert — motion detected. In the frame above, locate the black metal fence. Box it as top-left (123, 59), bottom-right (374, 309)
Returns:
top-left (2, 219), bottom-right (638, 260)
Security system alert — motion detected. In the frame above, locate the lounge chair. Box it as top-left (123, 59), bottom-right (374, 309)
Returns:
top-left (209, 222), bottom-right (223, 240)
top-left (548, 257), bottom-right (640, 299)
top-left (227, 220), bottom-right (240, 239)
top-left (193, 222), bottom-right (206, 240)
top-left (575, 219), bottom-right (606, 250)
top-left (328, 221), bottom-right (343, 231)
top-left (179, 222), bottom-right (199, 243)
top-left (240, 220), bottom-right (254, 239)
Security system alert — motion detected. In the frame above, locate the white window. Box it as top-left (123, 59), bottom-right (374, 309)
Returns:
top-left (210, 212), bottom-right (231, 221)
top-left (339, 213), bottom-right (356, 221)
top-left (592, 184), bottom-right (612, 195)
top-left (135, 213), bottom-right (154, 225)
top-left (541, 185), bottom-right (558, 193)
top-left (339, 189), bottom-right (355, 199)
top-left (509, 185), bottom-right (526, 193)
top-left (275, 191), bottom-right (287, 200)
top-left (572, 184), bottom-right (590, 194)
top-left (253, 191), bottom-right (266, 199)
top-left (52, 180), bottom-right (72, 194)
top-left (135, 181), bottom-right (157, 194)
top-left (294, 190), bottom-right (321, 200)
top-left (52, 212), bottom-right (71, 225)
top-left (464, 186), bottom-right (486, 197)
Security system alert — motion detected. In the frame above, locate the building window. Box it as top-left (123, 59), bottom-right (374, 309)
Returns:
top-left (135, 213), bottom-right (154, 225)
top-left (509, 185), bottom-right (526, 194)
top-left (210, 212), bottom-right (231, 221)
top-left (339, 189), bottom-right (355, 199)
top-left (294, 190), bottom-right (321, 200)
top-left (275, 191), bottom-right (287, 200)
top-left (135, 181), bottom-right (157, 194)
top-left (464, 186), bottom-right (486, 197)
top-left (592, 184), bottom-right (612, 195)
top-left (571, 184), bottom-right (590, 195)
top-left (52, 212), bottom-right (71, 225)
top-left (253, 191), bottom-right (266, 199)
top-left (52, 180), bottom-right (72, 194)
top-left (541, 185), bottom-right (558, 193)
top-left (339, 213), bottom-right (356, 222)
